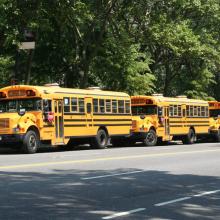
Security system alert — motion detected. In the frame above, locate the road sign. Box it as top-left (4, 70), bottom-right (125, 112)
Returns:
top-left (19, 42), bottom-right (35, 50)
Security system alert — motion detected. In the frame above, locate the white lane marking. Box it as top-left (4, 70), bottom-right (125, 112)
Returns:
top-left (102, 208), bottom-right (146, 219)
top-left (81, 170), bottom-right (146, 180)
top-left (194, 189), bottom-right (220, 197)
top-left (154, 197), bottom-right (191, 207)
top-left (154, 189), bottom-right (220, 207)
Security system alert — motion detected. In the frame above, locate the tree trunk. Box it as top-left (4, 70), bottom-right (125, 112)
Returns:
top-left (25, 50), bottom-right (34, 84)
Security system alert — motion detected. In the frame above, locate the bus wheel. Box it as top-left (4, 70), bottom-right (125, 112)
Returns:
top-left (214, 129), bottom-right (220, 142)
top-left (143, 129), bottom-right (157, 146)
top-left (182, 129), bottom-right (196, 144)
top-left (91, 129), bottom-right (108, 149)
top-left (22, 130), bottom-right (39, 154)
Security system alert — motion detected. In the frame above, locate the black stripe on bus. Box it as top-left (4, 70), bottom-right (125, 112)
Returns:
top-left (65, 134), bottom-right (129, 139)
top-left (170, 124), bottom-right (209, 127)
top-left (64, 113), bottom-right (131, 116)
top-left (43, 125), bottom-right (54, 127)
top-left (64, 119), bottom-right (132, 122)
top-left (169, 121), bottom-right (209, 123)
top-left (64, 123), bottom-right (131, 127)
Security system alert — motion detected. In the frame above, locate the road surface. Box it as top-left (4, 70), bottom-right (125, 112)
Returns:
top-left (0, 142), bottom-right (219, 220)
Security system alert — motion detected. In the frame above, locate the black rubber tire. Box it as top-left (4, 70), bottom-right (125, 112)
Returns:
top-left (182, 129), bottom-right (196, 145)
top-left (143, 129), bottom-right (157, 146)
top-left (214, 129), bottom-right (220, 142)
top-left (91, 129), bottom-right (108, 149)
top-left (22, 130), bottom-right (40, 154)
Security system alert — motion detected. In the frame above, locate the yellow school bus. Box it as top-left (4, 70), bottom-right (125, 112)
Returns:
top-left (130, 94), bottom-right (211, 146)
top-left (208, 101), bottom-right (220, 141)
top-left (0, 84), bottom-right (132, 153)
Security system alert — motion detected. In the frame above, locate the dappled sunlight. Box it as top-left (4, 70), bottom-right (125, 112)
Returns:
top-left (0, 168), bottom-right (219, 219)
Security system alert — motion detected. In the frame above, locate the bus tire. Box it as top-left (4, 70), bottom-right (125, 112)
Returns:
top-left (143, 129), bottom-right (157, 146)
top-left (22, 130), bottom-right (40, 154)
top-left (182, 129), bottom-right (196, 145)
top-left (91, 129), bottom-right (108, 149)
top-left (214, 129), bottom-right (220, 142)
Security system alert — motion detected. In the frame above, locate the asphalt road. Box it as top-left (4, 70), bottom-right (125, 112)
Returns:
top-left (0, 142), bottom-right (220, 220)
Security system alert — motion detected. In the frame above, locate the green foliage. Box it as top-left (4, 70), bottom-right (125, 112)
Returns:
top-left (0, 0), bottom-right (220, 100)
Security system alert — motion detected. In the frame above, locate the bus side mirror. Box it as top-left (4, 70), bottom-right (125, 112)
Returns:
top-left (158, 107), bottom-right (163, 117)
top-left (18, 108), bottom-right (26, 116)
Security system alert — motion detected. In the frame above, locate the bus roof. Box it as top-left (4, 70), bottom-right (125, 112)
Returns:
top-left (0, 85), bottom-right (130, 98)
top-left (131, 95), bottom-right (208, 105)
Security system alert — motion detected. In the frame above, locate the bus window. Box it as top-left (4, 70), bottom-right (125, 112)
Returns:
top-left (64, 97), bottom-right (70, 112)
top-left (79, 98), bottom-right (85, 113)
top-left (112, 100), bottom-right (117, 113)
top-left (190, 106), bottom-right (193, 116)
top-left (194, 106), bottom-right (198, 116)
top-left (93, 99), bottom-right (98, 113)
top-left (169, 105), bottom-right (174, 116)
top-left (0, 98), bottom-right (42, 113)
top-left (106, 100), bottom-right (111, 113)
top-left (178, 105), bottom-right (181, 116)
top-left (118, 100), bottom-right (125, 113)
top-left (71, 97), bottom-right (78, 112)
top-left (99, 99), bottom-right (105, 113)
top-left (125, 101), bottom-right (131, 114)
top-left (132, 105), bottom-right (157, 115)
top-left (205, 107), bottom-right (208, 117)
top-left (198, 106), bottom-right (201, 116)
top-left (186, 105), bottom-right (189, 116)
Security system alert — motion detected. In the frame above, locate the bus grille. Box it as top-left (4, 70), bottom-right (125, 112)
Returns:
top-left (0, 119), bottom-right (10, 129)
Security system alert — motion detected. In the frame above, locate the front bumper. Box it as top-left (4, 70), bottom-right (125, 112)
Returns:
top-left (0, 134), bottom-right (24, 143)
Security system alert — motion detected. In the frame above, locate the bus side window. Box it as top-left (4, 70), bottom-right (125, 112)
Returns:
top-left (112, 100), bottom-right (117, 113)
top-left (106, 99), bottom-right (111, 113)
top-left (93, 99), bottom-right (98, 113)
top-left (169, 105), bottom-right (173, 116)
top-left (178, 105), bottom-right (181, 116)
top-left (71, 97), bottom-right (78, 112)
top-left (186, 106), bottom-right (189, 116)
top-left (118, 100), bottom-right (125, 113)
top-left (64, 97), bottom-right (70, 112)
top-left (125, 101), bottom-right (131, 114)
top-left (79, 98), bottom-right (85, 113)
top-left (99, 99), bottom-right (105, 113)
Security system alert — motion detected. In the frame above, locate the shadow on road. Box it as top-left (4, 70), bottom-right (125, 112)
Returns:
top-left (0, 168), bottom-right (219, 219)
top-left (0, 140), bottom-right (219, 155)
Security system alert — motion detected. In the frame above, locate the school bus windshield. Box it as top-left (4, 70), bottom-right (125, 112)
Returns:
top-left (132, 105), bottom-right (157, 115)
top-left (210, 109), bottom-right (220, 118)
top-left (0, 98), bottom-right (42, 113)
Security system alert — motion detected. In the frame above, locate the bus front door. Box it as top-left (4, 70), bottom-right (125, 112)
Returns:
top-left (85, 97), bottom-right (93, 128)
top-left (164, 106), bottom-right (170, 140)
top-left (53, 99), bottom-right (64, 144)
